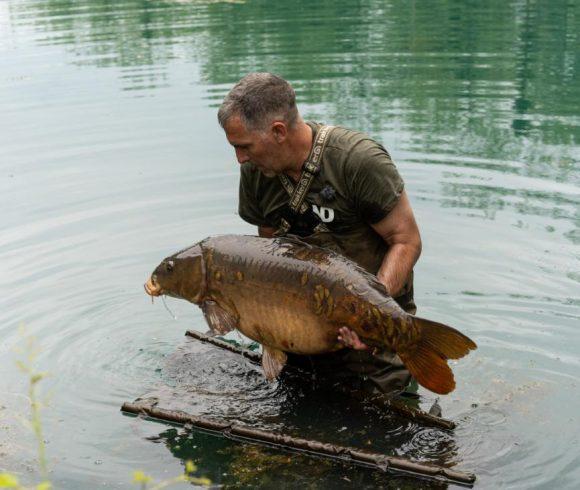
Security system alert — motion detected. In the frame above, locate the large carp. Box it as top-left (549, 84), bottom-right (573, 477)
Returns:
top-left (144, 235), bottom-right (476, 394)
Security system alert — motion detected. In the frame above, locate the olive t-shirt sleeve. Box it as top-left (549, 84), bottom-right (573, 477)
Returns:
top-left (347, 141), bottom-right (404, 224)
top-left (238, 166), bottom-right (267, 226)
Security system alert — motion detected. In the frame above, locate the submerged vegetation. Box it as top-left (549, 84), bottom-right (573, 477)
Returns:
top-left (132, 461), bottom-right (211, 489)
top-left (0, 331), bottom-right (210, 489)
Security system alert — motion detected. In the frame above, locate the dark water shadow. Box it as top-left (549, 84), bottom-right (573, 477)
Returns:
top-left (129, 336), bottom-right (466, 488)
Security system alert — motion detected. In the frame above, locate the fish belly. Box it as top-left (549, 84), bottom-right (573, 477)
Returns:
top-left (205, 235), bottom-right (373, 355)
top-left (234, 293), bottom-right (341, 355)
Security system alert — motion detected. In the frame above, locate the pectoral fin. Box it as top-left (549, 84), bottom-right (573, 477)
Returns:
top-left (262, 346), bottom-right (287, 381)
top-left (201, 300), bottom-right (237, 335)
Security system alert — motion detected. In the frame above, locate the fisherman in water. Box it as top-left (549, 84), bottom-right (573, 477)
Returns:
top-left (218, 73), bottom-right (422, 396)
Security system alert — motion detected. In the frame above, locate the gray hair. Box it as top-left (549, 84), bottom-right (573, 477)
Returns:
top-left (218, 73), bottom-right (299, 131)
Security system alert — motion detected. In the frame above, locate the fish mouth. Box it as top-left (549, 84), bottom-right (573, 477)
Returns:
top-left (144, 277), bottom-right (162, 297)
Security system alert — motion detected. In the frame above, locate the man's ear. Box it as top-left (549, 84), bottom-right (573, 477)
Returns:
top-left (271, 121), bottom-right (288, 144)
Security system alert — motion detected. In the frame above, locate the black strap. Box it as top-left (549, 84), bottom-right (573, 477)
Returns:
top-left (275, 125), bottom-right (334, 236)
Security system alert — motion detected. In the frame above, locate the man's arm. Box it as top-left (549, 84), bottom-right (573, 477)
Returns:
top-left (339, 190), bottom-right (421, 350)
top-left (371, 190), bottom-right (422, 297)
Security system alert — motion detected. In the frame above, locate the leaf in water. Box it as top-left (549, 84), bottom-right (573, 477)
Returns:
top-left (132, 471), bottom-right (152, 484)
top-left (185, 460), bottom-right (197, 474)
top-left (36, 482), bottom-right (52, 490)
top-left (15, 360), bottom-right (29, 373)
top-left (31, 372), bottom-right (48, 384)
top-left (0, 473), bottom-right (19, 488)
top-left (191, 477), bottom-right (212, 486)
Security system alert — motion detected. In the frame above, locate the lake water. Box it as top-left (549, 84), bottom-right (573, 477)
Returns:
top-left (1, 0), bottom-right (579, 488)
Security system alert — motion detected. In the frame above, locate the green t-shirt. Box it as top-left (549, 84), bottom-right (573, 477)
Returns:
top-left (238, 122), bottom-right (407, 285)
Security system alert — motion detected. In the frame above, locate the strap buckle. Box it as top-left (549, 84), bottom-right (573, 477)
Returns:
top-left (303, 161), bottom-right (320, 175)
top-left (274, 218), bottom-right (291, 237)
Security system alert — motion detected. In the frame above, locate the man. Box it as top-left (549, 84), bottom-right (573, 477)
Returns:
top-left (218, 73), bottom-right (422, 396)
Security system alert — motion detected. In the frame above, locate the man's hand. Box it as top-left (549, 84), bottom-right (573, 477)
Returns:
top-left (338, 327), bottom-right (369, 350)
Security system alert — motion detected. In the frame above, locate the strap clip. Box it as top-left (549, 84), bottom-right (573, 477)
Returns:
top-left (303, 161), bottom-right (320, 175)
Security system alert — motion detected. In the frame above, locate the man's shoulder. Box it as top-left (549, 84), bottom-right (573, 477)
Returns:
top-left (310, 122), bottom-right (389, 158)
top-left (315, 123), bottom-right (393, 173)
top-left (328, 125), bottom-right (374, 149)
top-left (309, 122), bottom-right (374, 152)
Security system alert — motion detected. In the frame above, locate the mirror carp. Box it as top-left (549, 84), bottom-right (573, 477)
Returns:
top-left (144, 234), bottom-right (476, 394)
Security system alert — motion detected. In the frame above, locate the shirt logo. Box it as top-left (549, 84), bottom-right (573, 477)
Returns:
top-left (312, 205), bottom-right (335, 223)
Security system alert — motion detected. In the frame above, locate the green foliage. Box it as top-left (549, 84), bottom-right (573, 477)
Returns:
top-left (0, 473), bottom-right (20, 488)
top-left (14, 332), bottom-right (50, 482)
top-left (133, 470), bottom-right (153, 485)
top-left (1, 330), bottom-right (51, 490)
top-left (3, 330), bottom-right (211, 489)
top-left (131, 460), bottom-right (211, 489)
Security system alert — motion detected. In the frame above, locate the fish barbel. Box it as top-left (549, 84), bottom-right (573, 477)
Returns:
top-left (144, 235), bottom-right (476, 394)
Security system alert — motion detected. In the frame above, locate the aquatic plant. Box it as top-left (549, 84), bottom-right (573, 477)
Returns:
top-left (0, 331), bottom-right (51, 490)
top-left (0, 331), bottom-right (210, 489)
top-left (132, 461), bottom-right (211, 489)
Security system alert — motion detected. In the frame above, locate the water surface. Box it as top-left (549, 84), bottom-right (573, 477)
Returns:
top-left (1, 0), bottom-right (579, 488)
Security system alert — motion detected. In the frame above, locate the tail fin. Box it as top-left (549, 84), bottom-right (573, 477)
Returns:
top-left (398, 317), bottom-right (477, 395)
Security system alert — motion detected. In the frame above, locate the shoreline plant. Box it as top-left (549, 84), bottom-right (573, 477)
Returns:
top-left (0, 331), bottom-right (210, 489)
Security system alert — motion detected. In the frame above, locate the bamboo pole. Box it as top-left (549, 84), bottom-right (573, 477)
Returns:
top-left (121, 400), bottom-right (475, 486)
top-left (185, 329), bottom-right (456, 430)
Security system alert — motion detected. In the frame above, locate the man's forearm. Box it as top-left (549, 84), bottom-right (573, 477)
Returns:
top-left (339, 240), bottom-right (420, 351)
top-left (376, 241), bottom-right (421, 297)
top-left (370, 191), bottom-right (422, 298)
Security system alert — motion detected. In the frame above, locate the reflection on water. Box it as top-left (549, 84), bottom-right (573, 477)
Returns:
top-left (1, 0), bottom-right (579, 488)
top-left (6, 0), bottom-right (579, 238)
top-left (9, 1), bottom-right (580, 156)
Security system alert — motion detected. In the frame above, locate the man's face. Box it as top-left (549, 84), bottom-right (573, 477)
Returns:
top-left (224, 115), bottom-right (283, 177)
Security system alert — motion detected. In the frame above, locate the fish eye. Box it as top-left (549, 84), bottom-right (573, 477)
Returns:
top-left (166, 260), bottom-right (174, 272)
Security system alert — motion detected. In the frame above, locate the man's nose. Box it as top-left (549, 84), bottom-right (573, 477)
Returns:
top-left (235, 148), bottom-right (250, 164)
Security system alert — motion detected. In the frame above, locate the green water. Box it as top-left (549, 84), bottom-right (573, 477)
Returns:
top-left (1, 0), bottom-right (579, 488)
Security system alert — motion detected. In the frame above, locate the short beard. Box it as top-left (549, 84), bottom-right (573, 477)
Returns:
top-left (260, 168), bottom-right (277, 178)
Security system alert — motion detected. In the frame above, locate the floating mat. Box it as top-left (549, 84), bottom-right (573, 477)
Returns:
top-left (121, 330), bottom-right (476, 486)
top-left (122, 398), bottom-right (475, 486)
